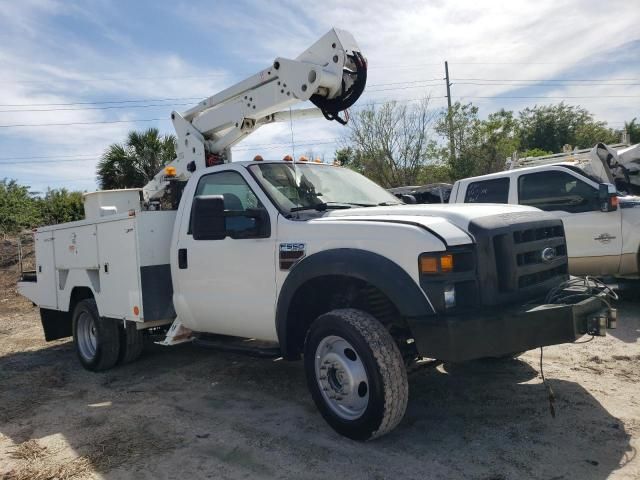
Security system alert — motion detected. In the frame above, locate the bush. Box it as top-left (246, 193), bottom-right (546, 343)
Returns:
top-left (0, 180), bottom-right (85, 235)
top-left (0, 179), bottom-right (41, 235)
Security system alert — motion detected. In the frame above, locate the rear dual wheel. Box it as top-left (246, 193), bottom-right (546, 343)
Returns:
top-left (72, 299), bottom-right (144, 371)
top-left (72, 299), bottom-right (120, 371)
top-left (304, 309), bottom-right (408, 441)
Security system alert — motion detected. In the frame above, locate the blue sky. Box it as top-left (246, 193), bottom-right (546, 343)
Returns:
top-left (0, 0), bottom-right (638, 193)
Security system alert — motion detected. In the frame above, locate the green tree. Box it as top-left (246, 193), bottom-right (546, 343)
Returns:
top-left (0, 179), bottom-right (41, 235)
top-left (521, 148), bottom-right (553, 157)
top-left (472, 109), bottom-right (520, 175)
top-left (518, 103), bottom-right (618, 152)
top-left (38, 189), bottom-right (84, 225)
top-left (624, 118), bottom-right (639, 144)
top-left (436, 102), bottom-right (480, 180)
top-left (97, 128), bottom-right (176, 189)
top-left (436, 103), bottom-right (520, 179)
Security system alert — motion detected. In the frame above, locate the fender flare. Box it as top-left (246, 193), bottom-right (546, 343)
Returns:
top-left (275, 248), bottom-right (435, 358)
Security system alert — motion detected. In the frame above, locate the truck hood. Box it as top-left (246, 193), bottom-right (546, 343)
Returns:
top-left (316, 203), bottom-right (541, 246)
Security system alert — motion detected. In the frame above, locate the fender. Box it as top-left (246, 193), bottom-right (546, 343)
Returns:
top-left (275, 248), bottom-right (435, 358)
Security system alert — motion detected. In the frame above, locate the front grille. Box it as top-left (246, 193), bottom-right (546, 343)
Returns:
top-left (517, 244), bottom-right (567, 266)
top-left (513, 225), bottom-right (564, 244)
top-left (519, 265), bottom-right (567, 289)
top-left (468, 212), bottom-right (569, 306)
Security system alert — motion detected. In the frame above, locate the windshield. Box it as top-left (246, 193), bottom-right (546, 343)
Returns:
top-left (248, 163), bottom-right (401, 213)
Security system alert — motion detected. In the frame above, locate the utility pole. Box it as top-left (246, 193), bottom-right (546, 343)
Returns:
top-left (444, 61), bottom-right (455, 161)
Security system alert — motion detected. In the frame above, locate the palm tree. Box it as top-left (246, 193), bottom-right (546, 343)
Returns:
top-left (624, 118), bottom-right (639, 144)
top-left (97, 128), bottom-right (176, 189)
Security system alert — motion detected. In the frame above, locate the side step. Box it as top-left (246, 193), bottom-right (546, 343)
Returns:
top-left (193, 334), bottom-right (282, 358)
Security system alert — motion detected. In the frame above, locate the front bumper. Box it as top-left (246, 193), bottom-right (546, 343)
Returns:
top-left (407, 294), bottom-right (614, 362)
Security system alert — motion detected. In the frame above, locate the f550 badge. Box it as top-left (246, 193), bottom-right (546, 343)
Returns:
top-left (279, 243), bottom-right (306, 270)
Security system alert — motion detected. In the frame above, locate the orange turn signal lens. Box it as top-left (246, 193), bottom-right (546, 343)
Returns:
top-left (440, 254), bottom-right (454, 273)
top-left (164, 166), bottom-right (177, 177)
top-left (419, 256), bottom-right (438, 274)
top-left (419, 253), bottom-right (454, 274)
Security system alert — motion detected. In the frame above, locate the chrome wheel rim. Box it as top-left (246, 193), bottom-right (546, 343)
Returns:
top-left (77, 311), bottom-right (97, 361)
top-left (315, 335), bottom-right (369, 420)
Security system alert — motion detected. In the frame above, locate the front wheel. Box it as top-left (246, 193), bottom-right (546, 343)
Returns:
top-left (304, 309), bottom-right (408, 441)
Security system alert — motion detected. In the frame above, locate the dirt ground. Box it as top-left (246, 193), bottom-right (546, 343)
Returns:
top-left (0, 268), bottom-right (639, 480)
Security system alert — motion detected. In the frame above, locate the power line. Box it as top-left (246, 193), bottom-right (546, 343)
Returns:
top-left (0, 73), bottom-right (233, 85)
top-left (453, 77), bottom-right (640, 82)
top-left (453, 81), bottom-right (640, 87)
top-left (2, 79), bottom-right (634, 113)
top-left (448, 61), bottom-right (624, 65)
top-left (0, 79), bottom-right (445, 110)
top-left (0, 152), bottom-right (99, 161)
top-left (454, 95), bottom-right (640, 99)
top-left (0, 97), bottom-right (203, 108)
top-left (0, 97), bottom-right (444, 128)
top-left (0, 102), bottom-right (196, 114)
top-left (0, 87), bottom-right (633, 128)
top-left (0, 118), bottom-right (169, 128)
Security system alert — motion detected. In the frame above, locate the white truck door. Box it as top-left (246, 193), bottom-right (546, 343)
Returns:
top-left (173, 169), bottom-right (278, 341)
top-left (517, 169), bottom-right (622, 275)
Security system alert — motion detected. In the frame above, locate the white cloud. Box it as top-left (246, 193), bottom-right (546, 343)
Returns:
top-left (0, 0), bottom-right (638, 192)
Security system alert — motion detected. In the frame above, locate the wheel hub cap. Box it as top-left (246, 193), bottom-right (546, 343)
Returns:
top-left (315, 335), bottom-right (369, 420)
top-left (77, 311), bottom-right (97, 361)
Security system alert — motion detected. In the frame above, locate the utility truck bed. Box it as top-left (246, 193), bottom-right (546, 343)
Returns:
top-left (19, 210), bottom-right (176, 328)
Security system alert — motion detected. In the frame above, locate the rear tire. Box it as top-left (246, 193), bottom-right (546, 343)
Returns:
top-left (72, 299), bottom-right (120, 372)
top-left (118, 321), bottom-right (144, 365)
top-left (304, 308), bottom-right (408, 441)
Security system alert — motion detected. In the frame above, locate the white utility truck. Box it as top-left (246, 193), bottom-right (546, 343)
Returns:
top-left (19, 29), bottom-right (615, 440)
top-left (450, 144), bottom-right (640, 279)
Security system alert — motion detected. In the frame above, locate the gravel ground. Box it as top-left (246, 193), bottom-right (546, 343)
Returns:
top-left (0, 271), bottom-right (638, 480)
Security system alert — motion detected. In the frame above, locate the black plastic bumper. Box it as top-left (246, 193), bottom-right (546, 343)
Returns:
top-left (407, 295), bottom-right (611, 362)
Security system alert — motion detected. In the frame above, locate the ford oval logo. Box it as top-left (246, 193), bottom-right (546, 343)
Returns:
top-left (541, 247), bottom-right (556, 264)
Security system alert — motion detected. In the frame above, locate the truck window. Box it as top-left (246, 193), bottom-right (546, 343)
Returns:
top-left (464, 178), bottom-right (509, 203)
top-left (193, 171), bottom-right (264, 236)
top-left (518, 171), bottom-right (598, 213)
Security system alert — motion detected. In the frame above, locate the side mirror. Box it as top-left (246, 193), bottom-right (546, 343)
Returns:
top-left (598, 183), bottom-right (618, 212)
top-left (192, 195), bottom-right (226, 240)
top-left (401, 194), bottom-right (417, 204)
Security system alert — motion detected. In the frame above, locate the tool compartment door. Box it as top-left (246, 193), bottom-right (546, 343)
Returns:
top-left (96, 218), bottom-right (141, 321)
top-left (34, 230), bottom-right (57, 309)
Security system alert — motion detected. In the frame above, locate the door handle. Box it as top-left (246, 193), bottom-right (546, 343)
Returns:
top-left (178, 248), bottom-right (188, 269)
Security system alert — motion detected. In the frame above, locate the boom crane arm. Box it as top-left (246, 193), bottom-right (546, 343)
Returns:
top-left (143, 28), bottom-right (367, 203)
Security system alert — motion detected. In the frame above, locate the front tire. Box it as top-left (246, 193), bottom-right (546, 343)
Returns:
top-left (304, 308), bottom-right (408, 441)
top-left (72, 299), bottom-right (120, 371)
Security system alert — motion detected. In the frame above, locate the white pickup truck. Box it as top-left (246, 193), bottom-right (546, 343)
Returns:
top-left (451, 146), bottom-right (640, 279)
top-left (17, 29), bottom-right (615, 440)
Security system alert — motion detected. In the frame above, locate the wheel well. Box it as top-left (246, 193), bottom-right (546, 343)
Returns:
top-left (284, 275), bottom-right (416, 361)
top-left (68, 286), bottom-right (95, 315)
